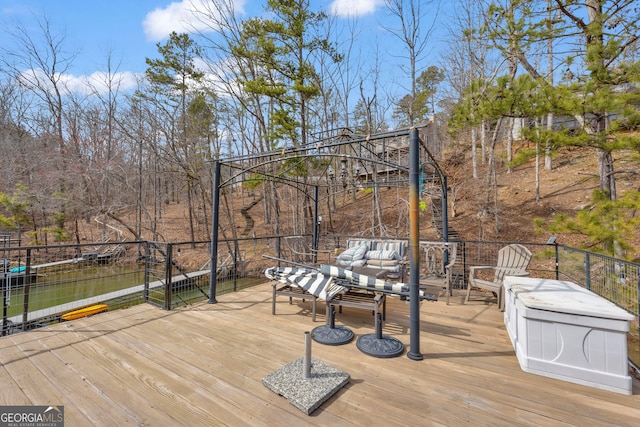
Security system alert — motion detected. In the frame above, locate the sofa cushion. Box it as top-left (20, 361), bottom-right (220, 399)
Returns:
top-left (366, 259), bottom-right (398, 267)
top-left (366, 250), bottom-right (399, 261)
top-left (365, 259), bottom-right (401, 271)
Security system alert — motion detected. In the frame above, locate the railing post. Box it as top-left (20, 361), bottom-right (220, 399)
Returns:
top-left (233, 248), bottom-right (237, 292)
top-left (165, 243), bottom-right (173, 310)
top-left (584, 252), bottom-right (591, 291)
top-left (22, 248), bottom-right (32, 331)
top-left (209, 160), bottom-right (221, 304)
top-left (144, 242), bottom-right (150, 303)
top-left (2, 259), bottom-right (7, 337)
top-left (554, 242), bottom-right (559, 280)
top-left (277, 236), bottom-right (282, 265)
top-left (637, 272), bottom-right (640, 360)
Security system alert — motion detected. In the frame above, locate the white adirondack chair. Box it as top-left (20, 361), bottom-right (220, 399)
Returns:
top-left (465, 244), bottom-right (532, 310)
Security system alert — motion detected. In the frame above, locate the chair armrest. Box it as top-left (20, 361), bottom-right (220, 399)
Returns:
top-left (468, 266), bottom-right (497, 283)
top-left (503, 269), bottom-right (529, 277)
top-left (490, 267), bottom-right (529, 274)
top-left (468, 266), bottom-right (494, 275)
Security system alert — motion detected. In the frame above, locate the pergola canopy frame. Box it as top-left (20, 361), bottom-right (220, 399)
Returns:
top-left (208, 126), bottom-right (449, 360)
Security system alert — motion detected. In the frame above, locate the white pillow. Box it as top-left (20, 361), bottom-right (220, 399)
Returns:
top-left (337, 241), bottom-right (369, 263)
top-left (377, 241), bottom-right (406, 257)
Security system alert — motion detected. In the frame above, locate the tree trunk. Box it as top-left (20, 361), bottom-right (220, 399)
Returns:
top-left (506, 118), bottom-right (514, 173)
top-left (481, 118), bottom-right (502, 235)
top-left (187, 179), bottom-right (196, 247)
top-left (480, 120), bottom-right (487, 163)
top-left (471, 127), bottom-right (478, 179)
top-left (598, 149), bottom-right (616, 200)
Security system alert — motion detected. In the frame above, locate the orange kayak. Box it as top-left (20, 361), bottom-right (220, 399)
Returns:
top-left (61, 304), bottom-right (109, 321)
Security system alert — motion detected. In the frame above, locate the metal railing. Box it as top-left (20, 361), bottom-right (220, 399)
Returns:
top-left (1, 235), bottom-right (638, 368)
top-left (1, 241), bottom-right (146, 334)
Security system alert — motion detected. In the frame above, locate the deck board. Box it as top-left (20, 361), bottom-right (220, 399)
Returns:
top-left (1, 282), bottom-right (639, 426)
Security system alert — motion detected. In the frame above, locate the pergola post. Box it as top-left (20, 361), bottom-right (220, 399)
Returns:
top-left (407, 127), bottom-right (423, 361)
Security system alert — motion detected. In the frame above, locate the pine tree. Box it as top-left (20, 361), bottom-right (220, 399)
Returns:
top-left (142, 32), bottom-right (206, 245)
top-left (233, 0), bottom-right (341, 148)
top-left (450, 0), bottom-right (640, 255)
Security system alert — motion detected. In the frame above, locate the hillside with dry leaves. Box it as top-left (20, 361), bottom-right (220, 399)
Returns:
top-left (315, 145), bottom-right (638, 254)
top-left (79, 145), bottom-right (640, 260)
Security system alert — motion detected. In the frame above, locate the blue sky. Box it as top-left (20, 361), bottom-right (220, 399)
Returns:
top-left (0, 0), bottom-right (445, 98)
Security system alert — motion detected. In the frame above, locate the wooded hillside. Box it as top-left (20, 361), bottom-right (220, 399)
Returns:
top-left (65, 142), bottom-right (640, 262)
top-left (1, 1), bottom-right (639, 260)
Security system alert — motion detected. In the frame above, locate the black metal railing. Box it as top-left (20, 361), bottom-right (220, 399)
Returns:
top-left (1, 235), bottom-right (638, 368)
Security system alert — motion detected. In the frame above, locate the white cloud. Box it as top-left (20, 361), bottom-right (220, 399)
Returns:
top-left (17, 68), bottom-right (140, 96)
top-left (75, 71), bottom-right (141, 96)
top-left (197, 56), bottom-right (243, 98)
top-left (328, 0), bottom-right (385, 17)
top-left (142, 0), bottom-right (246, 42)
top-left (1, 5), bottom-right (32, 16)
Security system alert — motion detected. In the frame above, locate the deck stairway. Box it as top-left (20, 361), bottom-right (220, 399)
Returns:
top-left (240, 194), bottom-right (264, 236)
top-left (422, 165), bottom-right (465, 289)
top-left (421, 162), bottom-right (459, 241)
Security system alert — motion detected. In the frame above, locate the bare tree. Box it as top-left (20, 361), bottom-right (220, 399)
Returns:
top-left (1, 15), bottom-right (79, 233)
top-left (384, 0), bottom-right (441, 126)
top-left (440, 0), bottom-right (501, 179)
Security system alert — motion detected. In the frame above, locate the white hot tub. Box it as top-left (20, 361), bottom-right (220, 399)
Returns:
top-left (503, 276), bottom-right (635, 395)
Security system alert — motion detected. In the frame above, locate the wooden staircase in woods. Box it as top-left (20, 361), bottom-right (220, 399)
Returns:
top-left (421, 164), bottom-right (459, 241)
top-left (240, 194), bottom-right (263, 236)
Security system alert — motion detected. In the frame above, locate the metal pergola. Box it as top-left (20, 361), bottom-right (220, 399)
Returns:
top-left (207, 126), bottom-right (449, 360)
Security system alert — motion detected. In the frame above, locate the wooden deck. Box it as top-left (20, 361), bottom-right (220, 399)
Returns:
top-left (1, 282), bottom-right (639, 426)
